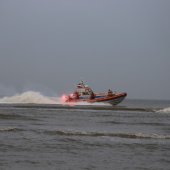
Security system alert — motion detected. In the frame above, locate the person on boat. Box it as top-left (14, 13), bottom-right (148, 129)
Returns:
top-left (107, 89), bottom-right (113, 96)
top-left (89, 91), bottom-right (95, 99)
top-left (73, 91), bottom-right (79, 99)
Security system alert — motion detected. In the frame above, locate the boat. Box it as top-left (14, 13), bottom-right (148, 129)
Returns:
top-left (61, 81), bottom-right (127, 106)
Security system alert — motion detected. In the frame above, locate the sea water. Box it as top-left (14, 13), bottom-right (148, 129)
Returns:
top-left (0, 92), bottom-right (170, 170)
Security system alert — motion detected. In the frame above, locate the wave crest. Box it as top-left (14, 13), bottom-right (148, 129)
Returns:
top-left (0, 127), bottom-right (17, 132)
top-left (157, 107), bottom-right (170, 113)
top-left (45, 130), bottom-right (170, 139)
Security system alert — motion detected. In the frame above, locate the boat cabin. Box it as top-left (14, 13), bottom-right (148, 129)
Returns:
top-left (75, 81), bottom-right (94, 99)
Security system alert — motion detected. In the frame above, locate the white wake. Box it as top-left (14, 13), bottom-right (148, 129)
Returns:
top-left (0, 91), bottom-right (108, 106)
top-left (0, 91), bottom-right (58, 104)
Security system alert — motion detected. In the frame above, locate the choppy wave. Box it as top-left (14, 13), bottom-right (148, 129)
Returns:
top-left (45, 130), bottom-right (170, 139)
top-left (157, 107), bottom-right (170, 113)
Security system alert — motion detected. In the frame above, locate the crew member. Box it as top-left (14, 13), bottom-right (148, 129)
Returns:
top-left (73, 91), bottom-right (79, 99)
top-left (108, 89), bottom-right (113, 96)
top-left (90, 91), bottom-right (95, 99)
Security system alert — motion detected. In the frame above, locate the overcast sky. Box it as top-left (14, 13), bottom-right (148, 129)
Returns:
top-left (0, 0), bottom-right (170, 100)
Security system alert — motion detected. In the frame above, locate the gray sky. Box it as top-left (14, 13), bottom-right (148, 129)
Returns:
top-left (0, 0), bottom-right (170, 99)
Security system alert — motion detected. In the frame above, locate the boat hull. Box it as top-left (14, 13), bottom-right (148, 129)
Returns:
top-left (88, 92), bottom-right (127, 106)
top-left (65, 93), bottom-right (127, 106)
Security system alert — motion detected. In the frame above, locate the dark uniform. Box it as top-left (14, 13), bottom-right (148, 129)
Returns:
top-left (108, 89), bottom-right (113, 96)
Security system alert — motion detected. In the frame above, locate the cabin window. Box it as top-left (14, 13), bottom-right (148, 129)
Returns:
top-left (82, 92), bottom-right (89, 95)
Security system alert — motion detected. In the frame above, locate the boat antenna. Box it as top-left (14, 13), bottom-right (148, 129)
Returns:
top-left (81, 80), bottom-right (84, 84)
top-left (80, 80), bottom-right (86, 88)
